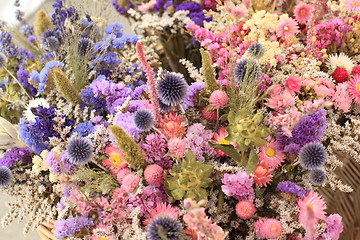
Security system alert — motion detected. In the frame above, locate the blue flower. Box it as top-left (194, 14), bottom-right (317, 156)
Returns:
top-left (234, 59), bottom-right (259, 83)
top-left (309, 169), bottom-right (327, 185)
top-left (134, 109), bottom-right (154, 132)
top-left (0, 166), bottom-right (12, 186)
top-left (157, 72), bottom-right (188, 107)
top-left (66, 137), bottom-right (93, 165)
top-left (299, 142), bottom-right (327, 170)
top-left (72, 121), bottom-right (94, 137)
top-left (147, 215), bottom-right (184, 240)
top-left (248, 42), bottom-right (264, 59)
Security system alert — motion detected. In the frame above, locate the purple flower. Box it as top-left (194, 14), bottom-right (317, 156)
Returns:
top-left (182, 82), bottom-right (204, 110)
top-left (17, 65), bottom-right (37, 96)
top-left (44, 151), bottom-right (74, 174)
top-left (322, 214), bottom-right (343, 240)
top-left (276, 181), bottom-right (307, 198)
top-left (184, 123), bottom-right (215, 162)
top-left (140, 133), bottom-right (172, 169)
top-left (0, 147), bottom-right (33, 168)
top-left (175, 2), bottom-right (210, 26)
top-left (54, 216), bottom-right (94, 239)
top-left (221, 172), bottom-right (255, 201)
top-left (114, 112), bottom-right (141, 141)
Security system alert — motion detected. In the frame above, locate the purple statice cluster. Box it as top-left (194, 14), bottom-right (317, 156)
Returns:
top-left (80, 86), bottom-right (107, 114)
top-left (18, 106), bottom-right (73, 154)
top-left (0, 31), bottom-right (34, 63)
top-left (276, 109), bottom-right (327, 154)
top-left (184, 123), bottom-right (216, 162)
top-left (221, 172), bottom-right (255, 201)
top-left (44, 151), bottom-right (74, 174)
top-left (54, 216), bottom-right (94, 239)
top-left (322, 214), bottom-right (343, 240)
top-left (51, 0), bottom-right (77, 28)
top-left (16, 65), bottom-right (37, 96)
top-left (89, 75), bottom-right (147, 113)
top-left (72, 121), bottom-right (94, 137)
top-left (182, 82), bottom-right (204, 110)
top-left (114, 112), bottom-right (141, 141)
top-left (175, 2), bottom-right (211, 26)
top-left (30, 60), bottom-right (64, 93)
top-left (276, 181), bottom-right (307, 198)
top-left (140, 133), bottom-right (172, 169)
top-left (0, 147), bottom-right (33, 168)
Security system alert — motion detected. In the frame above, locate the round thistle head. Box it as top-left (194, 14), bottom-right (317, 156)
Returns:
top-left (299, 142), bottom-right (327, 170)
top-left (157, 72), bottom-right (188, 107)
top-left (43, 36), bottom-right (60, 52)
top-left (234, 59), bottom-right (259, 83)
top-left (78, 37), bottom-right (94, 56)
top-left (309, 169), bottom-right (326, 185)
top-left (146, 215), bottom-right (184, 240)
top-left (158, 98), bottom-right (172, 112)
top-left (248, 42), bottom-right (264, 59)
top-left (134, 109), bottom-right (154, 131)
top-left (0, 166), bottom-right (12, 186)
top-left (0, 52), bottom-right (7, 67)
top-left (66, 137), bottom-right (93, 165)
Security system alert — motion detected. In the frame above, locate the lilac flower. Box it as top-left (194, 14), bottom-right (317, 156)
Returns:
top-left (0, 147), bottom-right (33, 168)
top-left (175, 2), bottom-right (210, 26)
top-left (17, 65), bottom-right (37, 96)
top-left (140, 133), bottom-right (173, 169)
top-left (276, 109), bottom-right (327, 154)
top-left (114, 112), bottom-right (141, 141)
top-left (54, 216), bottom-right (94, 239)
top-left (184, 123), bottom-right (216, 162)
top-left (221, 172), bottom-right (255, 201)
top-left (182, 82), bottom-right (204, 110)
top-left (44, 151), bottom-right (74, 174)
top-left (322, 214), bottom-right (343, 240)
top-left (276, 181), bottom-right (307, 198)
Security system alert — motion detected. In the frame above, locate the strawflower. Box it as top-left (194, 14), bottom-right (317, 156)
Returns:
top-left (345, 0), bottom-right (360, 13)
top-left (258, 140), bottom-right (285, 169)
top-left (348, 75), bottom-right (360, 104)
top-left (294, 3), bottom-right (313, 24)
top-left (276, 15), bottom-right (298, 40)
top-left (253, 163), bottom-right (273, 187)
top-left (297, 191), bottom-right (326, 226)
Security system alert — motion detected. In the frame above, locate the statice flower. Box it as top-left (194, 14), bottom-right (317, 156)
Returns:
top-left (16, 65), bottom-right (37, 96)
top-left (182, 82), bottom-right (204, 110)
top-left (0, 147), bottom-right (33, 168)
top-left (72, 121), bottom-right (94, 137)
top-left (30, 60), bottom-right (64, 93)
top-left (221, 172), bottom-right (255, 201)
top-left (140, 133), bottom-right (172, 169)
top-left (80, 86), bottom-right (107, 114)
top-left (54, 216), bottom-right (94, 239)
top-left (184, 123), bottom-right (215, 162)
top-left (114, 112), bottom-right (141, 141)
top-left (44, 150), bottom-right (74, 174)
top-left (276, 109), bottom-right (327, 154)
top-left (322, 214), bottom-right (343, 240)
top-left (276, 181), bottom-right (307, 198)
top-left (175, 2), bottom-right (210, 26)
top-left (0, 31), bottom-right (34, 63)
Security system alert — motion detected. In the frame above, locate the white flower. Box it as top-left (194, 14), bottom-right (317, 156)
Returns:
top-left (24, 98), bottom-right (50, 122)
top-left (0, 117), bottom-right (27, 149)
top-left (326, 52), bottom-right (355, 72)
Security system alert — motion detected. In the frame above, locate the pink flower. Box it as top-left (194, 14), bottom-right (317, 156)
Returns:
top-left (253, 163), bottom-right (273, 187)
top-left (209, 90), bottom-right (228, 109)
top-left (345, 0), bottom-right (360, 13)
top-left (235, 200), bottom-right (256, 220)
top-left (258, 140), bottom-right (285, 169)
top-left (255, 218), bottom-right (283, 239)
top-left (333, 82), bottom-right (352, 112)
top-left (144, 164), bottom-right (164, 187)
top-left (266, 91), bottom-right (295, 112)
top-left (121, 174), bottom-right (140, 193)
top-left (284, 76), bottom-right (302, 94)
top-left (348, 75), bottom-right (360, 104)
top-left (322, 214), bottom-right (343, 240)
top-left (143, 202), bottom-right (179, 226)
top-left (276, 17), bottom-right (298, 40)
top-left (294, 3), bottom-right (313, 24)
top-left (201, 105), bottom-right (217, 122)
top-left (212, 127), bottom-right (236, 157)
top-left (297, 191), bottom-right (326, 226)
top-left (159, 112), bottom-right (186, 139)
top-left (224, 1), bottom-right (248, 20)
top-left (268, 84), bottom-right (283, 95)
top-left (168, 137), bottom-right (186, 158)
top-left (138, 0), bottom-right (156, 12)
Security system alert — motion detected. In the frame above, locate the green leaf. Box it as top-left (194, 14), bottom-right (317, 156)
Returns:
top-left (246, 148), bottom-right (258, 174)
top-left (209, 142), bottom-right (241, 162)
top-left (171, 188), bottom-right (185, 200)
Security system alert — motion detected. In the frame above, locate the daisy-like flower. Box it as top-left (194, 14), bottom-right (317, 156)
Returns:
top-left (24, 98), bottom-right (50, 122)
top-left (276, 15), bottom-right (298, 40)
top-left (297, 191), bottom-right (326, 226)
top-left (253, 163), bottom-right (273, 187)
top-left (294, 3), bottom-right (313, 24)
top-left (345, 0), bottom-right (360, 13)
top-left (212, 127), bottom-right (236, 157)
top-left (326, 52), bottom-right (355, 72)
top-left (258, 140), bottom-right (285, 169)
top-left (348, 75), bottom-right (360, 104)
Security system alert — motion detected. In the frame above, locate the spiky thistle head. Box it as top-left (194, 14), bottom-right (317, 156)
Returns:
top-left (0, 166), bottom-right (12, 186)
top-left (234, 59), bottom-right (259, 83)
top-left (309, 169), bottom-right (327, 185)
top-left (66, 137), bottom-right (93, 165)
top-left (78, 37), bottom-right (94, 56)
top-left (248, 42), bottom-right (264, 59)
top-left (134, 109), bottom-right (154, 132)
top-left (157, 72), bottom-right (188, 107)
top-left (299, 142), bottom-right (327, 170)
top-left (146, 215), bottom-right (185, 240)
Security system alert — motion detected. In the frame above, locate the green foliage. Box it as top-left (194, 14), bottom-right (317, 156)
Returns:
top-left (109, 125), bottom-right (146, 170)
top-left (49, 67), bottom-right (81, 105)
top-left (200, 48), bottom-right (218, 93)
top-left (72, 168), bottom-right (119, 196)
top-left (164, 151), bottom-right (213, 202)
top-left (0, 82), bottom-right (21, 123)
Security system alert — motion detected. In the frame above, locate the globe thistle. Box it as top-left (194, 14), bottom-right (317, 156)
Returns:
top-left (78, 37), bottom-right (94, 56)
top-left (66, 137), bottom-right (93, 165)
top-left (0, 166), bottom-right (12, 186)
top-left (157, 72), bottom-right (188, 107)
top-left (248, 42), bottom-right (264, 59)
top-left (134, 109), bottom-right (154, 131)
top-left (309, 169), bottom-right (327, 185)
top-left (146, 215), bottom-right (184, 240)
top-left (234, 59), bottom-right (259, 83)
top-left (0, 52), bottom-right (7, 67)
top-left (43, 36), bottom-right (60, 52)
top-left (158, 98), bottom-right (172, 112)
top-left (299, 142), bottom-right (327, 170)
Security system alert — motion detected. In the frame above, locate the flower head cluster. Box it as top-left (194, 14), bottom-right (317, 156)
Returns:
top-left (221, 172), bottom-right (255, 201)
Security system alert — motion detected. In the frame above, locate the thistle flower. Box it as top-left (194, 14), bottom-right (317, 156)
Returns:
top-left (134, 109), bottom-right (154, 131)
top-left (248, 42), bottom-right (264, 59)
top-left (299, 142), bottom-right (327, 170)
top-left (309, 169), bottom-right (327, 185)
top-left (234, 59), bottom-right (259, 83)
top-left (0, 166), bottom-right (12, 186)
top-left (78, 37), bottom-right (94, 56)
top-left (146, 215), bottom-right (184, 240)
top-left (0, 52), bottom-right (7, 67)
top-left (157, 72), bottom-right (188, 107)
top-left (66, 137), bottom-right (93, 165)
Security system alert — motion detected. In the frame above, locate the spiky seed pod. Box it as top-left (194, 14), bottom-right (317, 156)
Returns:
top-left (248, 42), bottom-right (265, 59)
top-left (78, 38), bottom-right (94, 57)
top-left (34, 10), bottom-right (53, 39)
top-left (49, 67), bottom-right (81, 105)
top-left (66, 137), bottom-right (93, 165)
top-left (146, 215), bottom-right (184, 240)
top-left (200, 48), bottom-right (218, 93)
top-left (134, 109), bottom-right (154, 132)
top-left (0, 52), bottom-right (7, 67)
top-left (109, 125), bottom-right (146, 170)
top-left (0, 166), bottom-right (12, 186)
top-left (309, 169), bottom-right (327, 185)
top-left (234, 59), bottom-right (259, 83)
top-left (158, 98), bottom-right (172, 112)
top-left (299, 142), bottom-right (327, 170)
top-left (157, 72), bottom-right (188, 107)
